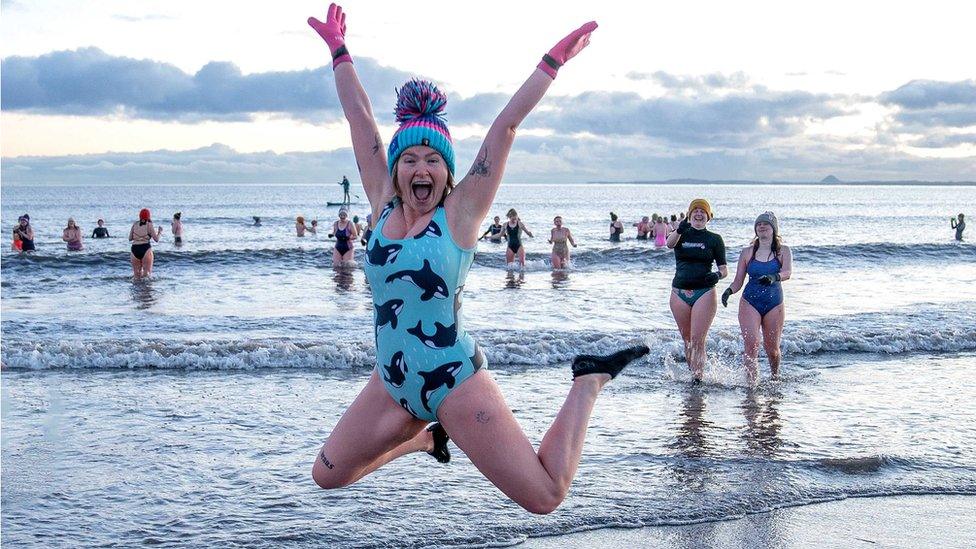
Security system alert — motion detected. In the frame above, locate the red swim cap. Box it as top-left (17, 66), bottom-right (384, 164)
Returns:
top-left (139, 208), bottom-right (151, 221)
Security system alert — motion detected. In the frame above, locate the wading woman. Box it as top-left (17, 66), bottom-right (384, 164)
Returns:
top-left (667, 199), bottom-right (727, 384)
top-left (307, 3), bottom-right (647, 514)
top-left (721, 212), bottom-right (792, 384)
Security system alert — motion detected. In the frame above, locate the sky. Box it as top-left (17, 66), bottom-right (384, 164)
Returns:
top-left (2, 0), bottom-right (975, 183)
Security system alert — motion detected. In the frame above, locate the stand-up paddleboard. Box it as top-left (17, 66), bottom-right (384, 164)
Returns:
top-left (327, 201), bottom-right (363, 207)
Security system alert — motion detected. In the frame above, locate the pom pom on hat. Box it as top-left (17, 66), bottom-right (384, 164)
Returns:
top-left (387, 79), bottom-right (455, 176)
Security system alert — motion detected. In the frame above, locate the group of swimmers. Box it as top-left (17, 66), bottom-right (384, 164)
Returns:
top-left (479, 209), bottom-right (690, 269)
top-left (11, 210), bottom-right (184, 278)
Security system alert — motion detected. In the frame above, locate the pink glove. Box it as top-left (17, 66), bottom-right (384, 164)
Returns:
top-left (537, 21), bottom-right (598, 79)
top-left (308, 3), bottom-right (351, 68)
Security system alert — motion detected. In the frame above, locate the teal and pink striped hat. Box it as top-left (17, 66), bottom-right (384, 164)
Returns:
top-left (387, 79), bottom-right (455, 176)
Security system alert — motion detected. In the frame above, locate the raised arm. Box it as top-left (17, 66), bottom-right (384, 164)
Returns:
top-left (447, 21), bottom-right (598, 236)
top-left (309, 4), bottom-right (391, 215)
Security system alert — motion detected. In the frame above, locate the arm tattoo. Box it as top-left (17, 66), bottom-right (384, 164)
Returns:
top-left (469, 146), bottom-right (491, 177)
top-left (318, 450), bottom-right (335, 469)
top-left (372, 133), bottom-right (381, 155)
top-left (476, 411), bottom-right (490, 424)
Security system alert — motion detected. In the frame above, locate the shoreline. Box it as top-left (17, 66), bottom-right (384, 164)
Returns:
top-left (518, 494), bottom-right (975, 548)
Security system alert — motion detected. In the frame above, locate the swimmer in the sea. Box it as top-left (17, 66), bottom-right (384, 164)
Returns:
top-left (14, 215), bottom-right (35, 253)
top-left (171, 212), bottom-right (184, 246)
top-left (308, 4), bottom-right (644, 514)
top-left (721, 212), bottom-right (792, 384)
top-left (667, 199), bottom-right (727, 384)
top-left (92, 219), bottom-right (110, 238)
top-left (128, 208), bottom-right (163, 279)
top-left (951, 213), bottom-right (965, 241)
top-left (331, 208), bottom-right (358, 265)
top-left (548, 215), bottom-right (577, 269)
top-left (296, 216), bottom-right (308, 237)
top-left (62, 218), bottom-right (83, 251)
top-left (503, 209), bottom-right (533, 268)
top-left (480, 215), bottom-right (505, 243)
top-left (609, 212), bottom-right (623, 242)
top-left (634, 216), bottom-right (651, 240)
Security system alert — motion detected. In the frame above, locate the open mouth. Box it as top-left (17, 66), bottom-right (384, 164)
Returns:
top-left (412, 181), bottom-right (433, 201)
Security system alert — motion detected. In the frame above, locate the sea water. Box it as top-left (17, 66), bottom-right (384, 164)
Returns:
top-left (2, 183), bottom-right (975, 547)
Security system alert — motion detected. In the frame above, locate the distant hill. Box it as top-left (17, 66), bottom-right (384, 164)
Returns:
top-left (588, 178), bottom-right (975, 186)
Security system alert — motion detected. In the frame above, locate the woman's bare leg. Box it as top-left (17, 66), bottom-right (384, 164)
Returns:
top-left (688, 289), bottom-right (717, 379)
top-left (669, 291), bottom-right (694, 377)
top-left (312, 371), bottom-right (429, 489)
top-left (438, 369), bottom-right (609, 515)
top-left (738, 301), bottom-right (763, 384)
top-left (551, 252), bottom-right (562, 269)
top-left (130, 254), bottom-right (142, 279)
top-left (761, 304), bottom-right (785, 377)
top-left (142, 249), bottom-right (155, 277)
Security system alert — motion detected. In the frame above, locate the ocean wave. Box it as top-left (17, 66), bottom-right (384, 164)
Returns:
top-left (3, 315), bottom-right (974, 371)
top-left (3, 241), bottom-right (970, 277)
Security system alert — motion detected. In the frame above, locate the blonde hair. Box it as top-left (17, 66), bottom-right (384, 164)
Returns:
top-left (506, 208), bottom-right (518, 218)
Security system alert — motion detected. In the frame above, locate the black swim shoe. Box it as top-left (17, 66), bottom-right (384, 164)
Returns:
top-left (426, 422), bottom-right (451, 464)
top-left (571, 344), bottom-right (650, 380)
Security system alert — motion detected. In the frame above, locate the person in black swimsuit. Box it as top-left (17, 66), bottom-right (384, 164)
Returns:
top-left (92, 219), bottom-right (110, 238)
top-left (609, 212), bottom-right (624, 242)
top-left (504, 208), bottom-right (533, 268)
top-left (480, 215), bottom-right (505, 243)
top-left (14, 215), bottom-right (36, 252)
top-left (332, 208), bottom-right (358, 266)
top-left (128, 208), bottom-right (163, 279)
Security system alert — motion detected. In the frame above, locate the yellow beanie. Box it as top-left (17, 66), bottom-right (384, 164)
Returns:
top-left (687, 199), bottom-right (713, 220)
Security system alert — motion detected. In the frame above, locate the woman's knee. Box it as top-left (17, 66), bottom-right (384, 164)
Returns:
top-left (515, 488), bottom-right (565, 515)
top-left (311, 458), bottom-right (353, 490)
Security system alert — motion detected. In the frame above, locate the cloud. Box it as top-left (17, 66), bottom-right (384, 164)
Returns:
top-left (0, 47), bottom-right (412, 123)
top-left (112, 14), bottom-right (175, 23)
top-left (531, 89), bottom-right (847, 147)
top-left (879, 79), bottom-right (976, 130)
top-left (626, 70), bottom-right (752, 91)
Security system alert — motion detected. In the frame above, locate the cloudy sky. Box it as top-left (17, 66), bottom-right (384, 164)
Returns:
top-left (2, 0), bottom-right (974, 184)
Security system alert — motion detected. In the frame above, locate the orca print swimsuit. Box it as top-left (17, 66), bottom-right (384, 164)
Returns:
top-left (363, 199), bottom-right (486, 421)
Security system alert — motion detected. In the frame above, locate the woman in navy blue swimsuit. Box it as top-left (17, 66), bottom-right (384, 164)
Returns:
top-left (721, 212), bottom-right (793, 384)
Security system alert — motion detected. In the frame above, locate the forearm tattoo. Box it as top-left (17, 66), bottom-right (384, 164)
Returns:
top-left (469, 146), bottom-right (491, 177)
top-left (319, 450), bottom-right (335, 470)
top-left (372, 133), bottom-right (381, 155)
top-left (476, 411), bottom-right (490, 424)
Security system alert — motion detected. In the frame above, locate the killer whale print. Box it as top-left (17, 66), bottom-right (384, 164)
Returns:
top-left (366, 239), bottom-right (402, 266)
top-left (385, 259), bottom-right (449, 301)
top-left (382, 351), bottom-right (408, 388)
top-left (375, 299), bottom-right (404, 331)
top-left (407, 320), bottom-right (457, 349)
top-left (418, 361), bottom-right (463, 412)
top-left (413, 219), bottom-right (442, 239)
top-left (399, 398), bottom-right (420, 418)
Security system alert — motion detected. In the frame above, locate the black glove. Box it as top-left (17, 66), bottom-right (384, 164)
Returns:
top-left (704, 272), bottom-right (720, 286)
top-left (721, 287), bottom-right (733, 307)
top-left (676, 219), bottom-right (691, 235)
top-left (758, 274), bottom-right (779, 286)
